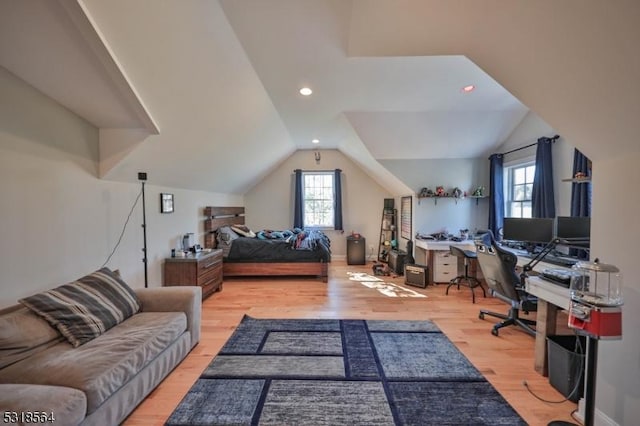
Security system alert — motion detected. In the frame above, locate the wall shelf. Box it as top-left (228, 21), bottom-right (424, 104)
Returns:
top-left (417, 195), bottom-right (488, 205)
top-left (469, 195), bottom-right (488, 205)
top-left (562, 177), bottom-right (591, 183)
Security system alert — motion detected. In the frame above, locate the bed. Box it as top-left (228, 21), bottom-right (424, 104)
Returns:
top-left (203, 207), bottom-right (330, 282)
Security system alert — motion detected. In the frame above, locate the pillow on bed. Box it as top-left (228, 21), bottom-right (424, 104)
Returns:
top-left (231, 225), bottom-right (256, 238)
top-left (217, 226), bottom-right (239, 257)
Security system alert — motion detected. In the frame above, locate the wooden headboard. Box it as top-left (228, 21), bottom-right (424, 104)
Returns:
top-left (203, 206), bottom-right (245, 249)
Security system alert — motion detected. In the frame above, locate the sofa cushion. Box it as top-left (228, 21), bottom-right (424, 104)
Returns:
top-left (0, 311), bottom-right (187, 414)
top-left (0, 306), bottom-right (64, 369)
top-left (19, 268), bottom-right (141, 347)
top-left (0, 384), bottom-right (86, 426)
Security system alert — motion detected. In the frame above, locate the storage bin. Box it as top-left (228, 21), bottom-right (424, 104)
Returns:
top-left (547, 335), bottom-right (586, 402)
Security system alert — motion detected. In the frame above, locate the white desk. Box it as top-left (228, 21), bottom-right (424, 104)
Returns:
top-left (415, 239), bottom-right (477, 285)
top-left (415, 239), bottom-right (476, 252)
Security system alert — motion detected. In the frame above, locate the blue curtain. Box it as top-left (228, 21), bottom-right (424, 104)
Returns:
top-left (571, 149), bottom-right (591, 217)
top-left (293, 169), bottom-right (303, 228)
top-left (334, 169), bottom-right (343, 230)
top-left (570, 149), bottom-right (591, 258)
top-left (488, 154), bottom-right (504, 239)
top-left (531, 137), bottom-right (556, 218)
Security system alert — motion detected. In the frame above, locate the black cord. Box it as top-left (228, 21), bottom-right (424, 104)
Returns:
top-left (101, 189), bottom-right (143, 269)
top-left (570, 408), bottom-right (583, 424)
top-left (523, 380), bottom-right (571, 404)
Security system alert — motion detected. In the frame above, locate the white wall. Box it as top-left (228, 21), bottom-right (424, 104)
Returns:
top-left (591, 154), bottom-right (640, 425)
top-left (0, 67), bottom-right (241, 307)
top-left (244, 149), bottom-right (392, 259)
top-left (379, 158), bottom-right (490, 237)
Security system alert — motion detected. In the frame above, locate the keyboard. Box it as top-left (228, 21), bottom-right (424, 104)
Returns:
top-left (542, 255), bottom-right (578, 268)
top-left (540, 268), bottom-right (581, 288)
top-left (516, 252), bottom-right (576, 267)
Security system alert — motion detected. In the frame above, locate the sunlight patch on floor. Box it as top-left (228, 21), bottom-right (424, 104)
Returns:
top-left (346, 272), bottom-right (427, 298)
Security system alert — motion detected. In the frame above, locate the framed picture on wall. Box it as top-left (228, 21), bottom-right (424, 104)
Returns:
top-left (160, 193), bottom-right (174, 213)
top-left (401, 196), bottom-right (412, 240)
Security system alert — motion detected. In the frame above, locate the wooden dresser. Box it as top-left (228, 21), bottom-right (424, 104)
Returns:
top-left (163, 249), bottom-right (223, 300)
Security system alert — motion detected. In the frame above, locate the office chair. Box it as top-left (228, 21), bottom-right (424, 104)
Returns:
top-left (446, 246), bottom-right (486, 303)
top-left (475, 231), bottom-right (537, 337)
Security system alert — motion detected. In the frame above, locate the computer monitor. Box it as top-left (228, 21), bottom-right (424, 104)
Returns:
top-left (502, 217), bottom-right (555, 244)
top-left (556, 216), bottom-right (591, 241)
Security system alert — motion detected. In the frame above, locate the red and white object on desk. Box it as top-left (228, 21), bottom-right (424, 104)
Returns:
top-left (568, 259), bottom-right (623, 339)
top-left (566, 259), bottom-right (623, 426)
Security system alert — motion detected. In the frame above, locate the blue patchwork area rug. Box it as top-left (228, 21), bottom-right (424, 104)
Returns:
top-left (167, 316), bottom-right (526, 425)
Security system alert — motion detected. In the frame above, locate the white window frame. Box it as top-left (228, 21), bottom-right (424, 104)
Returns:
top-left (302, 171), bottom-right (335, 229)
top-left (504, 158), bottom-right (536, 218)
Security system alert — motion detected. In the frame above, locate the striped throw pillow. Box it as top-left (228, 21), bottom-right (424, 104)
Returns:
top-left (19, 268), bottom-right (141, 347)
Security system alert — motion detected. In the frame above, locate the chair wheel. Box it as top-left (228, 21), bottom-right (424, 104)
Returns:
top-left (479, 312), bottom-right (484, 320)
top-left (491, 328), bottom-right (499, 336)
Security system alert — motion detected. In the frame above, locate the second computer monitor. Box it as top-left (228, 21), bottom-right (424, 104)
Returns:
top-left (503, 217), bottom-right (555, 244)
top-left (556, 216), bottom-right (591, 240)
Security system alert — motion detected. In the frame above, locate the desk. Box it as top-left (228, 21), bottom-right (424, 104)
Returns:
top-left (523, 264), bottom-right (572, 376)
top-left (415, 239), bottom-right (477, 285)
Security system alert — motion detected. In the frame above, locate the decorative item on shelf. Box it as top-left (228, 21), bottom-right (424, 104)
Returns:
top-left (574, 171), bottom-right (588, 180)
top-left (418, 187), bottom-right (433, 198)
top-left (452, 187), bottom-right (464, 198)
top-left (472, 186), bottom-right (485, 197)
top-left (435, 186), bottom-right (445, 196)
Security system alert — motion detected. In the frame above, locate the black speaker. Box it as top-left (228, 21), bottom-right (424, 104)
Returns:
top-left (405, 264), bottom-right (428, 288)
top-left (388, 250), bottom-right (406, 275)
top-left (384, 198), bottom-right (394, 210)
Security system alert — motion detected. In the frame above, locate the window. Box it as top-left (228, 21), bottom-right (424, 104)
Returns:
top-left (302, 172), bottom-right (334, 228)
top-left (506, 162), bottom-right (535, 218)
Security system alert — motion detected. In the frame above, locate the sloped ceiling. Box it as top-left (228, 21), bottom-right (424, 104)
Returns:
top-left (3, 1), bottom-right (637, 195)
top-left (0, 0), bottom-right (528, 196)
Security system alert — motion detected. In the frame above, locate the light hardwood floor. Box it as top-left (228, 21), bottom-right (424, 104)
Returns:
top-left (125, 260), bottom-right (579, 426)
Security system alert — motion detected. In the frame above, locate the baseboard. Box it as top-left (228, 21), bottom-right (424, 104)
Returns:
top-left (575, 398), bottom-right (619, 426)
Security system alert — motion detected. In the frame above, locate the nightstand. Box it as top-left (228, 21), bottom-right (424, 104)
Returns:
top-left (163, 249), bottom-right (223, 300)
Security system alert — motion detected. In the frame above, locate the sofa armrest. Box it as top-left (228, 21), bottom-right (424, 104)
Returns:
top-left (134, 287), bottom-right (201, 348)
top-left (0, 384), bottom-right (86, 426)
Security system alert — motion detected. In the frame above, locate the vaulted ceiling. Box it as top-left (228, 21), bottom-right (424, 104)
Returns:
top-left (1, 0), bottom-right (638, 195)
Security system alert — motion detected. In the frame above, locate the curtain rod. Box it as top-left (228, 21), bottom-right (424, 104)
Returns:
top-left (501, 134), bottom-right (559, 156)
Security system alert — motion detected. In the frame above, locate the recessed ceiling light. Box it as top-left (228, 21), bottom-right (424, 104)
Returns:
top-left (461, 84), bottom-right (475, 93)
top-left (312, 139), bottom-right (320, 144)
top-left (299, 87), bottom-right (313, 96)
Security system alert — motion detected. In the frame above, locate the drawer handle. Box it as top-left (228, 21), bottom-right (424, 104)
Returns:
top-left (201, 262), bottom-right (217, 269)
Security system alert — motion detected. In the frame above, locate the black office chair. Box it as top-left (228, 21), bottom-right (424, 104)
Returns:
top-left (475, 231), bottom-right (537, 337)
top-left (446, 246), bottom-right (486, 303)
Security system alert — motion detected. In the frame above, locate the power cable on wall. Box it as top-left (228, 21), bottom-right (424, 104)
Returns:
top-left (101, 189), bottom-right (142, 269)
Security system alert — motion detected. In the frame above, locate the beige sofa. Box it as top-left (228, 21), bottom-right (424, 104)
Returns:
top-left (0, 285), bottom-right (201, 426)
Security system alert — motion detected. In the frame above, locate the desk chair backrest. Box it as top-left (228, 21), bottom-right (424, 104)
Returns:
top-left (475, 231), bottom-right (521, 302)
